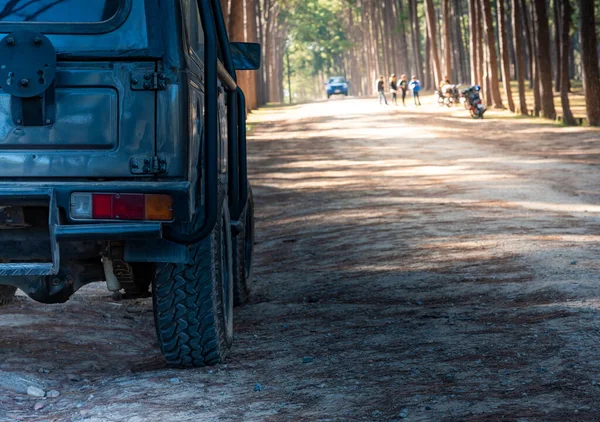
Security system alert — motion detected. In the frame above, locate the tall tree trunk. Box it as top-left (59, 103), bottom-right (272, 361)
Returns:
top-left (409, 0), bottom-right (423, 79)
top-left (579, 0), bottom-right (600, 125)
top-left (533, 0), bottom-right (557, 119)
top-left (498, 0), bottom-right (515, 111)
top-left (378, 3), bottom-right (390, 76)
top-left (386, 0), bottom-right (399, 73)
top-left (568, 34), bottom-right (575, 83)
top-left (245, 0), bottom-right (258, 110)
top-left (506, 0), bottom-right (517, 79)
top-left (425, 28), bottom-right (432, 89)
top-left (517, 0), bottom-right (529, 81)
top-left (230, 0), bottom-right (258, 111)
top-left (262, 0), bottom-right (272, 103)
top-left (450, 0), bottom-right (462, 81)
top-left (553, 0), bottom-right (561, 92)
top-left (524, 0), bottom-right (541, 115)
top-left (468, 0), bottom-right (478, 84)
top-left (522, 0), bottom-right (533, 85)
top-left (369, 1), bottom-right (383, 78)
top-left (454, 0), bottom-right (468, 82)
top-left (480, 0), bottom-right (503, 108)
top-left (229, 0), bottom-right (249, 108)
top-left (256, 0), bottom-right (266, 106)
top-left (442, 0), bottom-right (452, 79)
top-left (559, 0), bottom-right (576, 125)
top-left (512, 0), bottom-right (528, 115)
top-left (425, 0), bottom-right (442, 85)
top-left (396, 0), bottom-right (411, 73)
top-left (229, 0), bottom-right (244, 42)
top-left (482, 24), bottom-right (493, 107)
top-left (476, 0), bottom-right (484, 89)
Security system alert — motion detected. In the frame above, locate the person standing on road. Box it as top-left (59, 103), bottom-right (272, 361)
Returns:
top-left (409, 75), bottom-right (422, 106)
top-left (389, 74), bottom-right (398, 105)
top-left (376, 76), bottom-right (388, 105)
top-left (399, 74), bottom-right (408, 106)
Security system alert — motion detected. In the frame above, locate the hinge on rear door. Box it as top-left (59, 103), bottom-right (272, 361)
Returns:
top-left (130, 156), bottom-right (167, 175)
top-left (130, 72), bottom-right (167, 91)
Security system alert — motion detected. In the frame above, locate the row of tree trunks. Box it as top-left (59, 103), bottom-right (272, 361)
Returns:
top-left (228, 0), bottom-right (599, 127)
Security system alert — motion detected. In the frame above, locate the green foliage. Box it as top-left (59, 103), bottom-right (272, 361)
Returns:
top-left (283, 0), bottom-right (350, 77)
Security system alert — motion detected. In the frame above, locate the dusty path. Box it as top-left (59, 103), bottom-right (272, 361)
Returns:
top-left (2, 98), bottom-right (600, 421)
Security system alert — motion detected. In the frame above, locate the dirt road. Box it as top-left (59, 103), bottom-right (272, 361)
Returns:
top-left (3, 98), bottom-right (600, 421)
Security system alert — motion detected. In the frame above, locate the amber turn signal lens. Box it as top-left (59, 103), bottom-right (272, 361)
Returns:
top-left (144, 194), bottom-right (174, 221)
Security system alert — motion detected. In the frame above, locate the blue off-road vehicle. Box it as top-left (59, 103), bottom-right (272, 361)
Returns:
top-left (325, 76), bottom-right (348, 99)
top-left (0, 0), bottom-right (259, 367)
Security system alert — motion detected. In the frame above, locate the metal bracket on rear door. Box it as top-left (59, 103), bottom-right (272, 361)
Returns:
top-left (130, 72), bottom-right (167, 91)
top-left (129, 155), bottom-right (168, 175)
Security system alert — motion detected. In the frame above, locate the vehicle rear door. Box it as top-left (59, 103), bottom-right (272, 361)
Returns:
top-left (0, 0), bottom-right (158, 178)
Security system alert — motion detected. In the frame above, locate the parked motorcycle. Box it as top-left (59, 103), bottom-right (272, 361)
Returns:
top-left (461, 85), bottom-right (486, 119)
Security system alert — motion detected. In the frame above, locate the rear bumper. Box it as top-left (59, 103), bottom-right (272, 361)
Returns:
top-left (0, 180), bottom-right (192, 223)
top-left (327, 89), bottom-right (348, 95)
top-left (0, 183), bottom-right (191, 276)
top-left (55, 222), bottom-right (162, 241)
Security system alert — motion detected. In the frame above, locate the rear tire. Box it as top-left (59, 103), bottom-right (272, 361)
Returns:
top-left (233, 186), bottom-right (255, 307)
top-left (153, 194), bottom-right (234, 367)
top-left (0, 285), bottom-right (16, 306)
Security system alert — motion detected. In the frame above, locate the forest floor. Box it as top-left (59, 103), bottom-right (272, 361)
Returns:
top-left (2, 97), bottom-right (600, 421)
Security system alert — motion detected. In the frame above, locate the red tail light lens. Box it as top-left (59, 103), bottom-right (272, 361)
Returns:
top-left (112, 194), bottom-right (145, 220)
top-left (92, 194), bottom-right (113, 219)
top-left (83, 193), bottom-right (173, 221)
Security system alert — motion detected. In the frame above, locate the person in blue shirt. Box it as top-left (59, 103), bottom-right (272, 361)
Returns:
top-left (409, 75), bottom-right (422, 106)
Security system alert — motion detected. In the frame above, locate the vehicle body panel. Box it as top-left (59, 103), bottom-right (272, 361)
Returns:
top-left (0, 61), bottom-right (157, 178)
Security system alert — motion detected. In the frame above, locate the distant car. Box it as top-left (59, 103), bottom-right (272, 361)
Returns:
top-left (325, 76), bottom-right (349, 99)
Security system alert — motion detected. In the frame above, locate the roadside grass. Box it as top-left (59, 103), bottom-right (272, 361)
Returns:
top-left (502, 80), bottom-right (587, 120)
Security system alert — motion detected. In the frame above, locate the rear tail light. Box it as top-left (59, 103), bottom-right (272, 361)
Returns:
top-left (70, 193), bottom-right (173, 221)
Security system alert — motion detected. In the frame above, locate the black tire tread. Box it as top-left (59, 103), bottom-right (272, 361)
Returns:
top-left (153, 193), bottom-right (231, 367)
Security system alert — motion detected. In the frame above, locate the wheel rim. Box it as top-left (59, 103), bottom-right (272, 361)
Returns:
top-left (220, 218), bottom-right (232, 328)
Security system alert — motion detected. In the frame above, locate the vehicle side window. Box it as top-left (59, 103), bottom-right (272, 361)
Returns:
top-left (182, 0), bottom-right (204, 60)
top-left (0, 0), bottom-right (120, 23)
